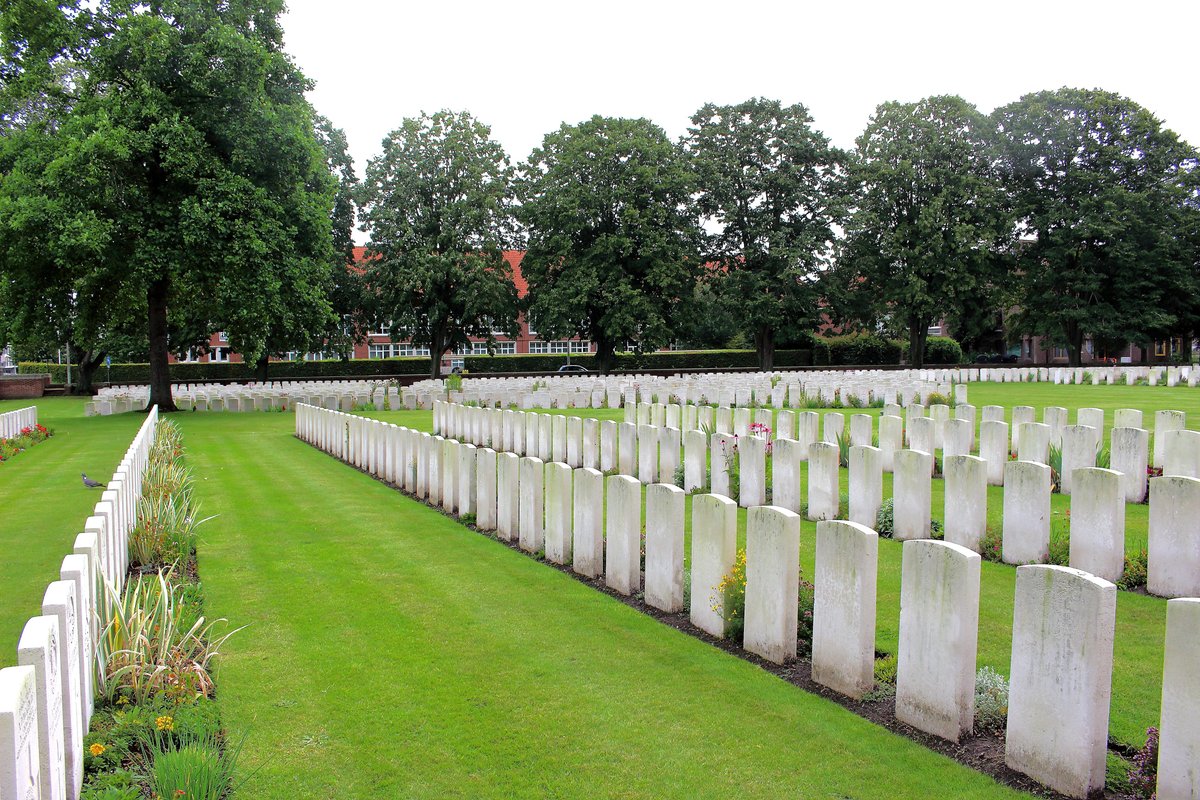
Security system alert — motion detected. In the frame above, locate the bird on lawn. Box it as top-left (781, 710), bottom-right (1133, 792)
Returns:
top-left (81, 473), bottom-right (105, 489)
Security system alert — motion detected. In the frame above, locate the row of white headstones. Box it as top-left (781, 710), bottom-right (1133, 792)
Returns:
top-left (296, 402), bottom-right (1198, 800)
top-left (434, 400), bottom-right (1200, 597)
top-left (0, 407), bottom-right (157, 800)
top-left (0, 406), bottom-right (37, 440)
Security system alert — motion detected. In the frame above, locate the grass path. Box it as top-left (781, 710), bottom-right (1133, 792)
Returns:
top-left (181, 412), bottom-right (1027, 799)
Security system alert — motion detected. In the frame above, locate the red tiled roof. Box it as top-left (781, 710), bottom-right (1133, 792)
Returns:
top-left (351, 247), bottom-right (529, 299)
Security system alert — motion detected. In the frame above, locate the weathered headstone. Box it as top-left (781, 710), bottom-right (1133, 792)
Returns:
top-left (1059, 425), bottom-right (1097, 495)
top-left (475, 448), bottom-right (498, 531)
top-left (1163, 429), bottom-right (1200, 478)
top-left (1157, 598), bottom-right (1200, 800)
top-left (979, 419), bottom-right (1009, 486)
top-left (771, 438), bottom-right (801, 514)
top-left (896, 540), bottom-right (980, 743)
top-left (738, 435), bottom-right (767, 508)
top-left (1003, 461), bottom-right (1052, 564)
top-left (645, 483), bottom-right (685, 613)
top-left (878, 414), bottom-right (903, 472)
top-left (496, 452), bottom-right (519, 542)
top-left (683, 429), bottom-right (707, 493)
top-left (605, 475), bottom-right (642, 595)
top-left (812, 520), bottom-right (878, 699)
top-left (544, 462), bottom-right (573, 565)
top-left (1154, 410), bottom-right (1186, 468)
top-left (1110, 427), bottom-right (1149, 503)
top-left (807, 441), bottom-right (840, 521)
top-left (572, 468), bottom-right (604, 578)
top-left (17, 617), bottom-right (64, 800)
top-left (1006, 565), bottom-right (1115, 799)
top-left (42, 580), bottom-right (82, 798)
top-left (1148, 476), bottom-right (1200, 597)
top-left (944, 454), bottom-right (987, 552)
top-left (0, 666), bottom-right (40, 800)
top-left (1069, 468), bottom-right (1125, 582)
top-left (848, 445), bottom-right (882, 529)
top-left (743, 506), bottom-right (801, 664)
top-left (893, 449), bottom-right (933, 540)
top-left (690, 494), bottom-right (738, 638)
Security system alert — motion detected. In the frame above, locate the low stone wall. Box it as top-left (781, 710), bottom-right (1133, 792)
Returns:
top-left (0, 374), bottom-right (48, 400)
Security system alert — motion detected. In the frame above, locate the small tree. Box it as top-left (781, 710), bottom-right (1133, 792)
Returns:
top-left (517, 116), bottom-right (700, 373)
top-left (358, 110), bottom-right (519, 378)
top-left (838, 96), bottom-right (1012, 368)
top-left (685, 98), bottom-right (844, 370)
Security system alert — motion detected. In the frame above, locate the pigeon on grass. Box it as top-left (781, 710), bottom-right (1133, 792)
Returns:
top-left (81, 473), bottom-right (105, 489)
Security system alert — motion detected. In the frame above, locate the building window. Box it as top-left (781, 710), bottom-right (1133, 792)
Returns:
top-left (216, 331), bottom-right (228, 343)
top-left (305, 352), bottom-right (329, 361)
top-left (210, 347), bottom-right (230, 363)
top-left (177, 349), bottom-right (199, 363)
top-left (927, 325), bottom-right (942, 336)
top-left (1053, 347), bottom-right (1068, 359)
top-left (396, 344), bottom-right (431, 357)
top-left (571, 340), bottom-right (591, 353)
top-left (1155, 341), bottom-right (1168, 357)
top-left (471, 341), bottom-right (516, 355)
top-left (370, 322), bottom-right (392, 337)
top-left (368, 344), bottom-right (395, 359)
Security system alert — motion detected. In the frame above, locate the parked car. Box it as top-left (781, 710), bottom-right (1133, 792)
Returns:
top-left (557, 364), bottom-right (588, 373)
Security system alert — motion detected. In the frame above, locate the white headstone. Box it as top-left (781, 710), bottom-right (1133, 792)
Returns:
top-left (572, 468), bottom-right (604, 578)
top-left (1154, 410), bottom-right (1186, 468)
top-left (683, 430), bottom-right (707, 493)
top-left (771, 439), bottom-right (802, 514)
top-left (476, 448), bottom-right (498, 531)
top-left (690, 494), bottom-right (738, 638)
top-left (544, 462), bottom-right (573, 565)
top-left (0, 666), bottom-right (39, 800)
top-left (812, 520), bottom-right (878, 699)
top-left (848, 445), bottom-right (882, 529)
top-left (496, 452), bottom-right (519, 542)
top-left (605, 475), bottom-right (642, 595)
top-left (1069, 468), bottom-right (1125, 582)
top-left (944, 454), bottom-right (987, 552)
top-left (896, 540), bottom-right (980, 743)
top-left (738, 435), bottom-right (766, 508)
top-left (1148, 476), bottom-right (1200, 598)
top-left (1110, 427), bottom-right (1149, 504)
top-left (1163, 429), bottom-right (1200, 478)
top-left (644, 483), bottom-right (685, 613)
top-left (1003, 461), bottom-right (1052, 564)
top-left (893, 449), bottom-right (933, 540)
top-left (17, 617), bottom-right (64, 800)
top-left (807, 442), bottom-right (840, 522)
top-left (42, 581), bottom-right (81, 798)
top-left (1157, 598), bottom-right (1200, 800)
top-left (1006, 565), bottom-right (1115, 799)
top-left (743, 506), bottom-right (801, 664)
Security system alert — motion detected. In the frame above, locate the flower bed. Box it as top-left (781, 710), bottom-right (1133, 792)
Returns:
top-left (80, 420), bottom-right (243, 800)
top-left (0, 423), bottom-right (53, 462)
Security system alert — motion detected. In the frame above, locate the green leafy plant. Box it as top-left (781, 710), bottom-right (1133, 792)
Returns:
top-left (864, 653), bottom-right (898, 701)
top-left (1047, 513), bottom-right (1071, 566)
top-left (835, 430), bottom-right (850, 467)
top-left (1118, 549), bottom-right (1149, 590)
top-left (875, 499), bottom-right (895, 538)
top-left (973, 666), bottom-right (1009, 733)
top-left (672, 462), bottom-right (686, 490)
top-left (711, 548), bottom-right (747, 644)
top-left (1048, 444), bottom-right (1063, 492)
top-left (980, 525), bottom-right (1004, 563)
top-left (1096, 443), bottom-right (1111, 469)
top-left (99, 570), bottom-right (244, 705)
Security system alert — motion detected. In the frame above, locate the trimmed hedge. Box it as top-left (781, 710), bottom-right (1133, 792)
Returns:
top-left (463, 348), bottom-right (814, 373)
top-left (19, 357), bottom-right (431, 384)
top-left (813, 334), bottom-right (902, 366)
top-left (899, 336), bottom-right (964, 365)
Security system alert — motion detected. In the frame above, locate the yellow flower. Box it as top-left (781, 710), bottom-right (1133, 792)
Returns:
top-left (155, 715), bottom-right (175, 731)
top-left (116, 696), bottom-right (130, 705)
top-left (89, 742), bottom-right (106, 757)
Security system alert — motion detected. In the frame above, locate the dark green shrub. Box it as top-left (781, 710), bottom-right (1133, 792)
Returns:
top-left (813, 334), bottom-right (901, 366)
top-left (899, 336), bottom-right (964, 364)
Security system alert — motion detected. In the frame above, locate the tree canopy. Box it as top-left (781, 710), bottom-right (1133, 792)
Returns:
top-left (836, 95), bottom-right (1012, 368)
top-left (994, 87), bottom-right (1200, 365)
top-left (358, 110), bottom-right (520, 378)
top-left (0, 0), bottom-right (337, 408)
top-left (685, 97), bottom-right (843, 370)
top-left (517, 115), bottom-right (700, 373)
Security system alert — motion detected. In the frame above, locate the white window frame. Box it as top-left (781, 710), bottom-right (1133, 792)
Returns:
top-left (210, 347), bottom-right (230, 363)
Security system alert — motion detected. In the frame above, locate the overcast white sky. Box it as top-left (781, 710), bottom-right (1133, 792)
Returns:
top-left (281, 0), bottom-right (1199, 220)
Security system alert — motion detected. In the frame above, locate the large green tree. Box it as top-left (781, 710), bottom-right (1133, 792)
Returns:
top-left (358, 110), bottom-right (520, 379)
top-left (685, 98), bottom-right (843, 370)
top-left (518, 116), bottom-right (700, 373)
top-left (0, 0), bottom-right (336, 409)
top-left (994, 88), bottom-right (1200, 365)
top-left (837, 96), bottom-right (1012, 368)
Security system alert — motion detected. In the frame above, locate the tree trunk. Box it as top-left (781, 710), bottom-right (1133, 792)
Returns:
top-left (254, 354), bottom-right (269, 383)
top-left (429, 326), bottom-right (445, 379)
top-left (908, 321), bottom-right (929, 369)
top-left (754, 325), bottom-right (775, 371)
top-left (1066, 322), bottom-right (1084, 367)
top-left (594, 336), bottom-right (616, 375)
top-left (147, 278), bottom-right (178, 411)
top-left (76, 349), bottom-right (105, 396)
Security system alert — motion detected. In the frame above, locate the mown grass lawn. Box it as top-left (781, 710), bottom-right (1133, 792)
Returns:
top-left (175, 409), bottom-right (1032, 799)
top-left (0, 398), bottom-right (142, 666)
